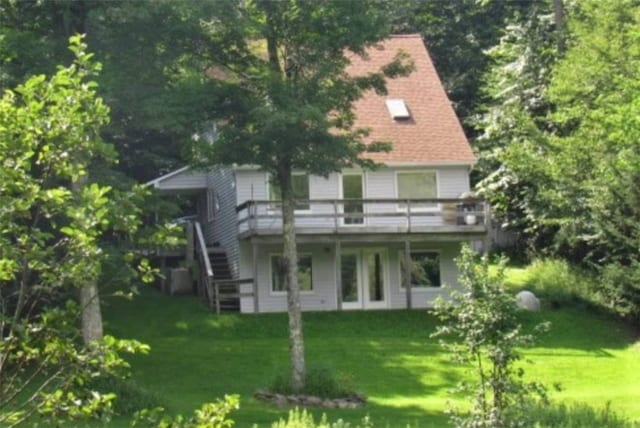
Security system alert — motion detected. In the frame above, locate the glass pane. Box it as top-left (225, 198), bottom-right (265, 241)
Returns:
top-left (271, 256), bottom-right (285, 292)
top-left (270, 175), bottom-right (309, 210)
top-left (341, 254), bottom-right (358, 302)
top-left (397, 172), bottom-right (437, 209)
top-left (367, 253), bottom-right (384, 302)
top-left (292, 174), bottom-right (310, 210)
top-left (343, 175), bottom-right (363, 224)
top-left (401, 252), bottom-right (441, 288)
top-left (271, 254), bottom-right (313, 292)
top-left (298, 255), bottom-right (313, 291)
top-left (269, 181), bottom-right (280, 201)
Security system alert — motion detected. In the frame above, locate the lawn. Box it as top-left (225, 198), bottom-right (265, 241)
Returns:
top-left (103, 287), bottom-right (640, 427)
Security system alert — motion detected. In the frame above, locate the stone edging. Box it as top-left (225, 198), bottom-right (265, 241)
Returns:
top-left (254, 389), bottom-right (367, 409)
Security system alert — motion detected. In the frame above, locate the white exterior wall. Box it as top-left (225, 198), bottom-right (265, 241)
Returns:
top-left (207, 166), bottom-right (240, 278)
top-left (235, 166), bottom-right (471, 233)
top-left (234, 166), bottom-right (472, 313)
top-left (236, 170), bottom-right (341, 232)
top-left (239, 240), bottom-right (464, 313)
top-left (386, 241), bottom-right (462, 309)
top-left (151, 168), bottom-right (207, 191)
top-left (239, 242), bottom-right (338, 313)
top-left (363, 166), bottom-right (471, 228)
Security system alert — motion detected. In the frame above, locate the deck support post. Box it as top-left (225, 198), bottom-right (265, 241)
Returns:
top-left (252, 240), bottom-right (259, 313)
top-left (483, 202), bottom-right (491, 255)
top-left (335, 240), bottom-right (342, 311)
top-left (404, 240), bottom-right (412, 309)
top-left (186, 222), bottom-right (195, 292)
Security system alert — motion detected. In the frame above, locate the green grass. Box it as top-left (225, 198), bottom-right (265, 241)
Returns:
top-left (103, 286), bottom-right (640, 427)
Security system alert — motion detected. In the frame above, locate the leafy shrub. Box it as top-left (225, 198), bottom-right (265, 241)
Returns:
top-left (523, 259), bottom-right (596, 308)
top-left (133, 395), bottom-right (238, 428)
top-left (270, 365), bottom-right (355, 398)
top-left (598, 261), bottom-right (640, 322)
top-left (523, 402), bottom-right (633, 427)
top-left (89, 376), bottom-right (163, 415)
top-left (433, 246), bottom-right (550, 427)
top-left (269, 408), bottom-right (372, 428)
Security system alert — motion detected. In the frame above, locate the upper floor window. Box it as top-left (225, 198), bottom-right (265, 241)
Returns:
top-left (396, 171), bottom-right (437, 210)
top-left (270, 254), bottom-right (313, 293)
top-left (268, 173), bottom-right (310, 211)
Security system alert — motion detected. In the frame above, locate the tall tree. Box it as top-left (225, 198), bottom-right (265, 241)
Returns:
top-left (0, 1), bottom-right (220, 183)
top-left (0, 35), bottom-right (148, 425)
top-left (390, 0), bottom-right (533, 129)
top-left (544, 0), bottom-right (640, 318)
top-left (195, 0), bottom-right (411, 391)
top-left (474, 1), bottom-right (564, 252)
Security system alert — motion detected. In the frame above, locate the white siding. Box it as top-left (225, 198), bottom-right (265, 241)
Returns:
top-left (386, 241), bottom-right (462, 309)
top-left (236, 170), bottom-right (340, 232)
top-left (365, 166), bottom-right (471, 228)
top-left (152, 169), bottom-right (207, 191)
top-left (240, 243), bottom-right (338, 313)
top-left (207, 166), bottom-right (240, 278)
top-left (239, 240), bottom-right (464, 313)
top-left (437, 167), bottom-right (471, 198)
top-left (236, 167), bottom-right (470, 233)
top-left (363, 169), bottom-right (400, 227)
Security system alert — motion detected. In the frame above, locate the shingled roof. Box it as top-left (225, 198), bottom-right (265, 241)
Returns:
top-left (347, 34), bottom-right (476, 165)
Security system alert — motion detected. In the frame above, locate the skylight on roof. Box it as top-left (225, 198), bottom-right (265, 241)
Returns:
top-left (385, 99), bottom-right (410, 120)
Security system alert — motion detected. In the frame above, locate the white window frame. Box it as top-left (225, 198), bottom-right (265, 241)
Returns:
top-left (398, 249), bottom-right (442, 291)
top-left (385, 99), bottom-right (411, 120)
top-left (394, 170), bottom-right (440, 212)
top-left (266, 172), bottom-right (312, 213)
top-left (269, 253), bottom-right (314, 296)
top-left (339, 170), bottom-right (367, 227)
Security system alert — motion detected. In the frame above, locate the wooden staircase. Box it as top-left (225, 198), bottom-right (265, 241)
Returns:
top-left (192, 220), bottom-right (244, 313)
top-left (208, 248), bottom-right (240, 312)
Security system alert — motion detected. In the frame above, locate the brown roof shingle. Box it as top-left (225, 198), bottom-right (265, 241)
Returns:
top-left (347, 34), bottom-right (475, 164)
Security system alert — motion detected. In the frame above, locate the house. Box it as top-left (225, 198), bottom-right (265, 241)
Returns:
top-left (149, 34), bottom-right (488, 313)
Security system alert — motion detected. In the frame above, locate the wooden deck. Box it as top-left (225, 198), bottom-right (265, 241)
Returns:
top-left (236, 198), bottom-right (489, 242)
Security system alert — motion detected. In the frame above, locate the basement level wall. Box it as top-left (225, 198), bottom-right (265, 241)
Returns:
top-left (238, 241), bottom-right (463, 313)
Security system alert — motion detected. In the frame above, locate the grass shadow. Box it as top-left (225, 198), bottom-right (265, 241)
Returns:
top-left (102, 286), bottom-right (640, 426)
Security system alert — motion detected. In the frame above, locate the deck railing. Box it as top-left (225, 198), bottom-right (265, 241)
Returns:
top-left (236, 198), bottom-right (489, 235)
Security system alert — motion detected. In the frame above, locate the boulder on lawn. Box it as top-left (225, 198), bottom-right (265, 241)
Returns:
top-left (516, 290), bottom-right (540, 311)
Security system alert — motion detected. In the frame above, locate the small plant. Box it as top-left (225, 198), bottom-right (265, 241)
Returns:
top-left (269, 365), bottom-right (356, 398)
top-left (89, 376), bottom-right (164, 416)
top-left (432, 245), bottom-right (551, 428)
top-left (269, 408), bottom-right (373, 428)
top-left (524, 401), bottom-right (633, 427)
top-left (132, 394), bottom-right (239, 428)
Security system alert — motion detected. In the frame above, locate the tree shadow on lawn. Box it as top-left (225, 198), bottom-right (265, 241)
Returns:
top-left (103, 288), bottom-right (639, 425)
top-left (516, 307), bottom-right (639, 354)
top-left (103, 289), bottom-right (466, 426)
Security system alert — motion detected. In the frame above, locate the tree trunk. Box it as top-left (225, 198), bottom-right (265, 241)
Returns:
top-left (279, 169), bottom-right (305, 392)
top-left (73, 174), bottom-right (104, 344)
top-left (553, 0), bottom-right (565, 53)
top-left (80, 281), bottom-right (103, 344)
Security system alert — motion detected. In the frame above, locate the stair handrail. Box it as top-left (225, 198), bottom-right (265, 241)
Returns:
top-left (193, 221), bottom-right (213, 278)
